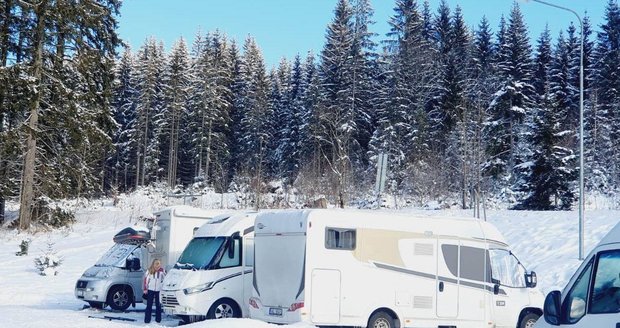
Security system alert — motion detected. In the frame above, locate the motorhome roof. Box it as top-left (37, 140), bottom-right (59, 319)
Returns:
top-left (255, 209), bottom-right (506, 245)
top-left (153, 205), bottom-right (228, 220)
top-left (194, 212), bottom-right (256, 237)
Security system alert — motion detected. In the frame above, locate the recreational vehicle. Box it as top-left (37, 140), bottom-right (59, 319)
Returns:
top-left (535, 221), bottom-right (620, 327)
top-left (249, 209), bottom-right (544, 328)
top-left (160, 212), bottom-right (256, 323)
top-left (74, 206), bottom-right (222, 311)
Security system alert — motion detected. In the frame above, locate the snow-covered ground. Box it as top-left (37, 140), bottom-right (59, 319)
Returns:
top-left (1, 192), bottom-right (618, 327)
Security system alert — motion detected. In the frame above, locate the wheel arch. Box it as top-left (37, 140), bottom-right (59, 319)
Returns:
top-left (518, 307), bottom-right (543, 326)
top-left (209, 297), bottom-right (242, 318)
top-left (367, 307), bottom-right (401, 328)
top-left (106, 284), bottom-right (134, 305)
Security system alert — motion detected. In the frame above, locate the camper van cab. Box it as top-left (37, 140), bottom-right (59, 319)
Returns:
top-left (250, 210), bottom-right (543, 328)
top-left (534, 222), bottom-right (620, 328)
top-left (74, 206), bottom-right (220, 311)
top-left (160, 212), bottom-right (256, 323)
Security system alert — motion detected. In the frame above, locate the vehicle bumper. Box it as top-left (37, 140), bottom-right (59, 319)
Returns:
top-left (75, 278), bottom-right (108, 303)
top-left (249, 304), bottom-right (302, 324)
top-left (161, 289), bottom-right (213, 316)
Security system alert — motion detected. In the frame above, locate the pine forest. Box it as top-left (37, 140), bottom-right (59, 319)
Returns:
top-left (3, 0), bottom-right (620, 228)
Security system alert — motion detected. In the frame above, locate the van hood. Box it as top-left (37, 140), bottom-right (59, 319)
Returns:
top-left (162, 269), bottom-right (203, 291)
top-left (82, 265), bottom-right (121, 279)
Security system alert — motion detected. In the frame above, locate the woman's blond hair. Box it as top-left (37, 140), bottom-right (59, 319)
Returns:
top-left (148, 259), bottom-right (161, 275)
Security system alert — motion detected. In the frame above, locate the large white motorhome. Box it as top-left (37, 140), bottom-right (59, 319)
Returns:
top-left (534, 221), bottom-right (620, 328)
top-left (75, 206), bottom-right (223, 311)
top-left (160, 211), bottom-right (256, 324)
top-left (249, 209), bottom-right (544, 328)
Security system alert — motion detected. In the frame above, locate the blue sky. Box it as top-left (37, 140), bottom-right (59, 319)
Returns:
top-left (117, 0), bottom-right (606, 68)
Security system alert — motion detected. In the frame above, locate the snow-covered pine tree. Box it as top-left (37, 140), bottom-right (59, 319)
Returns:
top-left (110, 46), bottom-right (138, 192)
top-left (161, 38), bottom-right (190, 188)
top-left (369, 0), bottom-right (436, 204)
top-left (15, 0), bottom-right (121, 229)
top-left (484, 3), bottom-right (534, 196)
top-left (236, 36), bottom-right (271, 205)
top-left (590, 1), bottom-right (620, 193)
top-left (516, 29), bottom-right (577, 210)
top-left (317, 0), bottom-right (357, 207)
top-left (134, 38), bottom-right (166, 186)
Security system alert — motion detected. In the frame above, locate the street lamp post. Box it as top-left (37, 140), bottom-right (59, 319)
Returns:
top-left (524, 0), bottom-right (585, 260)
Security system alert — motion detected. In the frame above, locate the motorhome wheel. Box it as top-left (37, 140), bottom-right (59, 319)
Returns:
top-left (368, 311), bottom-right (399, 328)
top-left (519, 313), bottom-right (540, 328)
top-left (107, 286), bottom-right (132, 311)
top-left (207, 299), bottom-right (240, 319)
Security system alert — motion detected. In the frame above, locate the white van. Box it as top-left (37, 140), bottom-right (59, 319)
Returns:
top-left (75, 206), bottom-right (221, 311)
top-left (160, 212), bottom-right (256, 323)
top-left (249, 209), bottom-right (543, 328)
top-left (535, 222), bottom-right (620, 327)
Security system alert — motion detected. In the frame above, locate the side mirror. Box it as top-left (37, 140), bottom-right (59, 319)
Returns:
top-left (493, 283), bottom-right (500, 295)
top-left (131, 258), bottom-right (141, 271)
top-left (526, 271), bottom-right (537, 288)
top-left (543, 290), bottom-right (562, 326)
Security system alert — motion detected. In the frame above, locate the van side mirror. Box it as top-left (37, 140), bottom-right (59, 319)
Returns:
top-left (126, 258), bottom-right (141, 271)
top-left (526, 271), bottom-right (537, 288)
top-left (543, 290), bottom-right (562, 326)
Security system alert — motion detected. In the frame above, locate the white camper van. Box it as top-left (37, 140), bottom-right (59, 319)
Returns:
top-left (160, 212), bottom-right (256, 323)
top-left (74, 206), bottom-right (221, 311)
top-left (534, 221), bottom-right (620, 328)
top-left (249, 210), bottom-right (544, 328)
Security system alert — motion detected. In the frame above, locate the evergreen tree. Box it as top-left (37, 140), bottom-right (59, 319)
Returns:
top-left (110, 46), bottom-right (138, 191)
top-left (484, 3), bottom-right (533, 193)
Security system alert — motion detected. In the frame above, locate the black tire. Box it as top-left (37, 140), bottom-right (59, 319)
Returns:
top-left (207, 299), bottom-right (240, 319)
top-left (367, 311), bottom-right (399, 328)
top-left (519, 312), bottom-right (540, 328)
top-left (87, 301), bottom-right (104, 309)
top-left (106, 285), bottom-right (132, 311)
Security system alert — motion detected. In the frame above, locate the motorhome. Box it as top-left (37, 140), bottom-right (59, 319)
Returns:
top-left (534, 221), bottom-right (620, 328)
top-left (74, 206), bottom-right (223, 311)
top-left (249, 209), bottom-right (544, 328)
top-left (160, 211), bottom-right (256, 323)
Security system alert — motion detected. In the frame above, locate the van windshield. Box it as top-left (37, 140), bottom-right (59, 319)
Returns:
top-left (95, 243), bottom-right (137, 268)
top-left (175, 237), bottom-right (225, 270)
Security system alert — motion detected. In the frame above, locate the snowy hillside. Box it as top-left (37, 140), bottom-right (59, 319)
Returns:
top-left (0, 193), bottom-right (618, 327)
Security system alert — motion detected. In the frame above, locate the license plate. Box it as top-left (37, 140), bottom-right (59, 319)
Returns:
top-left (269, 308), bottom-right (283, 316)
top-left (77, 290), bottom-right (84, 297)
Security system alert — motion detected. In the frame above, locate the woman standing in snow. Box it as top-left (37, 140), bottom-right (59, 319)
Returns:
top-left (143, 259), bottom-right (166, 323)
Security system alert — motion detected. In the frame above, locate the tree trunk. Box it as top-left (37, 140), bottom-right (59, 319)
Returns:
top-left (19, 0), bottom-right (48, 231)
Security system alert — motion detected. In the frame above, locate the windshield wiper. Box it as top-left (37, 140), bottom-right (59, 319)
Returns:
top-left (175, 262), bottom-right (197, 271)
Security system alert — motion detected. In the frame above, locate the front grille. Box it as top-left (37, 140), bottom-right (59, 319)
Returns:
top-left (76, 280), bottom-right (88, 289)
top-left (161, 294), bottom-right (179, 306)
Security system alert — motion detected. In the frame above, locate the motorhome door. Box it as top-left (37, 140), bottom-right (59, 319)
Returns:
top-left (437, 240), bottom-right (459, 318)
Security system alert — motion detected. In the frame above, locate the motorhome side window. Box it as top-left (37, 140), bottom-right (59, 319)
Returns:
top-left (489, 249), bottom-right (527, 288)
top-left (219, 238), bottom-right (241, 268)
top-left (589, 250), bottom-right (620, 314)
top-left (441, 245), bottom-right (488, 283)
top-left (325, 228), bottom-right (356, 250)
top-left (561, 258), bottom-right (593, 323)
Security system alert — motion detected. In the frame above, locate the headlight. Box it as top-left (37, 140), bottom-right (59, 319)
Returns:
top-left (183, 282), bottom-right (214, 295)
top-left (95, 267), bottom-right (114, 279)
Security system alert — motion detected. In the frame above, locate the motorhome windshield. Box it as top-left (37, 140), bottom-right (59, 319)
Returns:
top-left (489, 249), bottom-right (527, 288)
top-left (94, 243), bottom-right (137, 268)
top-left (175, 237), bottom-right (226, 270)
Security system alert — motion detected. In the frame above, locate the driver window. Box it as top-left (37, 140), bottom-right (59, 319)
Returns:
top-left (489, 249), bottom-right (526, 288)
top-left (590, 250), bottom-right (620, 314)
top-left (219, 239), bottom-right (240, 268)
top-left (562, 259), bottom-right (593, 323)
